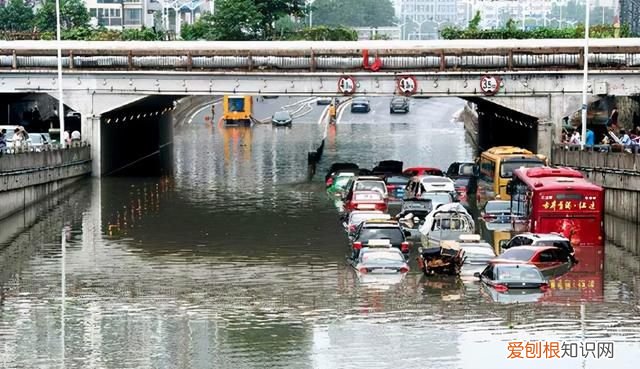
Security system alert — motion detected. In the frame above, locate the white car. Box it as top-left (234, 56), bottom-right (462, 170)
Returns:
top-left (419, 175), bottom-right (455, 192)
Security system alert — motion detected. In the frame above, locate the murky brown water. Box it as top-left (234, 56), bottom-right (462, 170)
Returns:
top-left (0, 97), bottom-right (639, 368)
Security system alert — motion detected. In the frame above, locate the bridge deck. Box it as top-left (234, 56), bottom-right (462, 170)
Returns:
top-left (0, 40), bottom-right (639, 72)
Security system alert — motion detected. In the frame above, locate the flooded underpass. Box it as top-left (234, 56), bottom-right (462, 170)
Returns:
top-left (0, 97), bottom-right (639, 368)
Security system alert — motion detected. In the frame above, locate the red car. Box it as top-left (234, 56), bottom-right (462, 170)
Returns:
top-left (403, 167), bottom-right (444, 177)
top-left (491, 246), bottom-right (573, 274)
top-left (344, 191), bottom-right (388, 213)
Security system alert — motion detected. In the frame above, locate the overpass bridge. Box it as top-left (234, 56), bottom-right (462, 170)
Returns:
top-left (1, 39), bottom-right (638, 177)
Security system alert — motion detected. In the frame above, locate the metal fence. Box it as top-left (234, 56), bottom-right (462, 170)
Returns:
top-left (0, 141), bottom-right (88, 156)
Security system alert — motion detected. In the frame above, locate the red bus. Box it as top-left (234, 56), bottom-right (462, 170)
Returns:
top-left (507, 167), bottom-right (605, 249)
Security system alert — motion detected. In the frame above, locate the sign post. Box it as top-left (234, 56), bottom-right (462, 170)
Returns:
top-left (397, 76), bottom-right (418, 96)
top-left (480, 75), bottom-right (501, 96)
top-left (337, 76), bottom-right (356, 95)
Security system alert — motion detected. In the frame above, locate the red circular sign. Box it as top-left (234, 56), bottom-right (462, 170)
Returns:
top-left (397, 76), bottom-right (418, 95)
top-left (338, 76), bottom-right (356, 95)
top-left (480, 75), bottom-right (501, 96)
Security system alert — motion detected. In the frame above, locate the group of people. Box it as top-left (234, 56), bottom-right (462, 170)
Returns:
top-left (0, 126), bottom-right (30, 154)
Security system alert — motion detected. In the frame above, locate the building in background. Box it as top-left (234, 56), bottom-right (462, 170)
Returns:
top-left (83, 0), bottom-right (213, 33)
top-left (354, 26), bottom-right (402, 40)
top-left (398, 0), bottom-right (459, 39)
top-left (620, 0), bottom-right (640, 35)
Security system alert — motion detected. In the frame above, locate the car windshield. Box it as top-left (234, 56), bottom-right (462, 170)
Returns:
top-left (28, 134), bottom-right (43, 144)
top-left (458, 163), bottom-right (476, 176)
top-left (535, 240), bottom-right (572, 249)
top-left (350, 213), bottom-right (389, 224)
top-left (391, 98), bottom-right (406, 104)
top-left (420, 193), bottom-right (452, 204)
top-left (500, 160), bottom-right (544, 178)
top-left (360, 251), bottom-right (404, 264)
top-left (353, 98), bottom-right (368, 104)
top-left (485, 201), bottom-right (510, 213)
top-left (499, 248), bottom-right (536, 261)
top-left (495, 265), bottom-right (544, 282)
top-left (354, 181), bottom-right (386, 193)
top-left (273, 111), bottom-right (290, 120)
top-left (386, 176), bottom-right (409, 185)
top-left (359, 227), bottom-right (404, 244)
top-left (334, 176), bottom-right (352, 188)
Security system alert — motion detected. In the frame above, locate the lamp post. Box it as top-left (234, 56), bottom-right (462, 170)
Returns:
top-left (55, 0), bottom-right (65, 148)
top-left (581, 0), bottom-right (590, 148)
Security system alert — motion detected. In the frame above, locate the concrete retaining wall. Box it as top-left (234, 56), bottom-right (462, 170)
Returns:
top-left (0, 147), bottom-right (91, 220)
top-left (552, 147), bottom-right (640, 254)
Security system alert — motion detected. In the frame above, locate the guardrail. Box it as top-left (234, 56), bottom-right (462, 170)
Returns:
top-left (1, 39), bottom-right (640, 72)
top-left (552, 144), bottom-right (640, 173)
top-left (0, 144), bottom-right (91, 174)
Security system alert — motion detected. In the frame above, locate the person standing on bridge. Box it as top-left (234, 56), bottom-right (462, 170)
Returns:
top-left (0, 129), bottom-right (7, 155)
top-left (585, 128), bottom-right (595, 147)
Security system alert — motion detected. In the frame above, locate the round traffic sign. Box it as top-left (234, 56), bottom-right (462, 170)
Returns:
top-left (480, 75), bottom-right (501, 96)
top-left (397, 76), bottom-right (418, 95)
top-left (338, 76), bottom-right (356, 95)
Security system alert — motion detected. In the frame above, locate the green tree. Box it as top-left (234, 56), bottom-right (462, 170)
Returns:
top-left (0, 0), bottom-right (35, 31)
top-left (181, 12), bottom-right (216, 40)
top-left (254, 0), bottom-right (305, 39)
top-left (35, 0), bottom-right (90, 32)
top-left (468, 11), bottom-right (481, 31)
top-left (211, 0), bottom-right (263, 40)
top-left (309, 0), bottom-right (395, 28)
top-left (287, 25), bottom-right (357, 41)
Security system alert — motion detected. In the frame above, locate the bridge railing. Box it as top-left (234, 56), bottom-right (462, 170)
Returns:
top-left (553, 144), bottom-right (640, 173)
top-left (1, 40), bottom-right (640, 72)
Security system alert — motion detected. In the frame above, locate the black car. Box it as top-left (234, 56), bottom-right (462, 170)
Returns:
top-left (350, 97), bottom-right (371, 113)
top-left (351, 220), bottom-right (411, 258)
top-left (271, 111), bottom-right (292, 126)
top-left (389, 97), bottom-right (410, 113)
top-left (477, 263), bottom-right (549, 292)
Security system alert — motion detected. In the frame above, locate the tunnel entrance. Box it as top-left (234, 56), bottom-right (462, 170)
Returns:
top-left (101, 95), bottom-right (179, 176)
top-left (468, 98), bottom-right (539, 156)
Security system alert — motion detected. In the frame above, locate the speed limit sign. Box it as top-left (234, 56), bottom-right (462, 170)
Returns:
top-left (338, 76), bottom-right (356, 95)
top-left (397, 76), bottom-right (418, 95)
top-left (480, 75), bottom-right (501, 96)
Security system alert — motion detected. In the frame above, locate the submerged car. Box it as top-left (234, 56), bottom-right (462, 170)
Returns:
top-left (317, 97), bottom-right (332, 105)
top-left (491, 246), bottom-right (573, 277)
top-left (327, 171), bottom-right (357, 196)
top-left (403, 167), bottom-right (444, 177)
top-left (344, 176), bottom-right (389, 199)
top-left (417, 191), bottom-right (456, 210)
top-left (457, 234), bottom-right (497, 278)
top-left (271, 111), bottom-right (292, 126)
top-left (350, 97), bottom-right (371, 113)
top-left (389, 97), bottom-right (410, 114)
top-left (384, 175), bottom-right (409, 200)
top-left (481, 200), bottom-right (511, 223)
top-left (344, 211), bottom-right (391, 236)
top-left (350, 241), bottom-right (410, 274)
top-left (477, 263), bottom-right (549, 293)
top-left (351, 220), bottom-right (411, 258)
top-left (344, 190), bottom-right (388, 213)
top-left (501, 233), bottom-right (576, 262)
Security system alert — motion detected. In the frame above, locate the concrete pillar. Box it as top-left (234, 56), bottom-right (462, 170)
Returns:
top-left (536, 119), bottom-right (554, 159)
top-left (81, 114), bottom-right (102, 177)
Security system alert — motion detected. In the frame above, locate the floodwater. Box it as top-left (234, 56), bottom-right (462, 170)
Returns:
top-left (0, 97), bottom-right (638, 369)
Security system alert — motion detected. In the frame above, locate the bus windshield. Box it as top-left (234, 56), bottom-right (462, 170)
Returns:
top-left (500, 160), bottom-right (544, 178)
top-left (229, 98), bottom-right (245, 112)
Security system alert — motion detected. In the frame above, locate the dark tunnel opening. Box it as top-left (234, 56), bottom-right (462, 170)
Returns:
top-left (467, 98), bottom-right (539, 156)
top-left (101, 95), bottom-right (181, 177)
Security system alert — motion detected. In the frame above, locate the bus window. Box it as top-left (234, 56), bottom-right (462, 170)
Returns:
top-left (500, 160), bottom-right (544, 178)
top-left (480, 157), bottom-right (495, 183)
top-left (230, 98), bottom-right (245, 112)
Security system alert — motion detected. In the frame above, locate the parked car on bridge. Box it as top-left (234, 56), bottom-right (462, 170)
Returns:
top-left (350, 97), bottom-right (371, 113)
top-left (389, 97), bottom-right (410, 114)
top-left (271, 111), bottom-right (293, 127)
